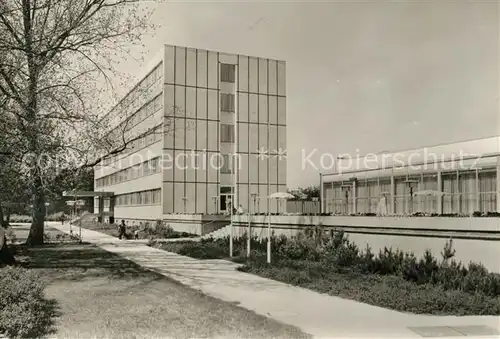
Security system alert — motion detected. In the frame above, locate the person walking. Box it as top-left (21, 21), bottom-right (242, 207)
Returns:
top-left (118, 220), bottom-right (127, 240)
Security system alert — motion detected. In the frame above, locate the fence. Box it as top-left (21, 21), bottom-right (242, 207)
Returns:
top-left (323, 192), bottom-right (498, 215)
top-left (286, 200), bottom-right (320, 214)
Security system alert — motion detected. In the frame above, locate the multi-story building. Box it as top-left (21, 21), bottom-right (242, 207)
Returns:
top-left (320, 136), bottom-right (500, 216)
top-left (93, 44), bottom-right (287, 229)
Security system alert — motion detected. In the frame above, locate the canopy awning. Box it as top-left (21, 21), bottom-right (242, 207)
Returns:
top-left (63, 190), bottom-right (114, 197)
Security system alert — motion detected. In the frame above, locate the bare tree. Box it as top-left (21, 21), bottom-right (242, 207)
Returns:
top-left (0, 0), bottom-right (159, 245)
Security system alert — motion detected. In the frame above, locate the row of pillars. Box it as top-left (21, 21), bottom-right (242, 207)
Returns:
top-left (95, 197), bottom-right (115, 223)
top-left (321, 158), bottom-right (500, 215)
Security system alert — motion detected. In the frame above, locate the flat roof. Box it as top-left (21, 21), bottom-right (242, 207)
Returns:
top-left (324, 136), bottom-right (500, 178)
top-left (63, 190), bottom-right (114, 197)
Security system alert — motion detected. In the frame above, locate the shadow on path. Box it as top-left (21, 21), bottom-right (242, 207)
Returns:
top-left (15, 242), bottom-right (165, 283)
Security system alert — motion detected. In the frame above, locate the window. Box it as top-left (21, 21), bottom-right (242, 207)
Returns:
top-left (146, 102), bottom-right (153, 117)
top-left (152, 189), bottom-right (161, 204)
top-left (220, 63), bottom-right (235, 83)
top-left (220, 124), bottom-right (235, 143)
top-left (155, 66), bottom-right (162, 82)
top-left (220, 154), bottom-right (232, 174)
top-left (150, 158), bottom-right (159, 173)
top-left (154, 95), bottom-right (161, 112)
top-left (220, 93), bottom-right (235, 112)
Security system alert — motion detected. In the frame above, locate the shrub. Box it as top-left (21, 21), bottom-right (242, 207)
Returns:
top-left (177, 242), bottom-right (226, 259)
top-left (9, 215), bottom-right (32, 223)
top-left (0, 267), bottom-right (50, 338)
top-left (441, 239), bottom-right (456, 262)
top-left (462, 262), bottom-right (496, 295)
top-left (326, 240), bottom-right (359, 267)
top-left (276, 238), bottom-right (311, 260)
top-left (398, 252), bottom-right (420, 282)
top-left (372, 247), bottom-right (404, 275)
top-left (434, 259), bottom-right (467, 291)
top-left (357, 245), bottom-right (376, 273)
top-left (45, 212), bottom-right (64, 221)
top-left (154, 227), bottom-right (500, 301)
top-left (5, 227), bottom-right (17, 244)
top-left (486, 212), bottom-right (500, 217)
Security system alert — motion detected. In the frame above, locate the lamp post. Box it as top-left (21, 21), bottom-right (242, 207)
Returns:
top-left (404, 179), bottom-right (419, 214)
top-left (312, 197), bottom-right (319, 216)
top-left (181, 197), bottom-right (188, 214)
top-left (341, 184), bottom-right (351, 215)
top-left (248, 193), bottom-right (258, 257)
top-left (73, 191), bottom-right (76, 233)
top-left (267, 195), bottom-right (271, 263)
top-left (228, 196), bottom-right (233, 257)
top-left (211, 196), bottom-right (218, 215)
top-left (319, 173), bottom-right (323, 214)
top-left (78, 200), bottom-right (82, 243)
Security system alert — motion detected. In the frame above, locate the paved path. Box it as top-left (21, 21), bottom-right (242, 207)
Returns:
top-left (48, 222), bottom-right (500, 339)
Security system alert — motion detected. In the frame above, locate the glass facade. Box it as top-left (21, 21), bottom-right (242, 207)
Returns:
top-left (95, 45), bottom-right (287, 220)
top-left (323, 161), bottom-right (499, 215)
top-left (162, 45), bottom-right (287, 215)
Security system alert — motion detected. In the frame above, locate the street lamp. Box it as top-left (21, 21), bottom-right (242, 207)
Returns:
top-left (181, 197), bottom-right (188, 214)
top-left (248, 193), bottom-right (258, 257)
top-left (341, 184), bottom-right (351, 215)
top-left (404, 179), bottom-right (419, 214)
top-left (312, 197), bottom-right (319, 216)
top-left (379, 192), bottom-right (390, 216)
top-left (211, 196), bottom-right (218, 214)
top-left (228, 196), bottom-right (233, 257)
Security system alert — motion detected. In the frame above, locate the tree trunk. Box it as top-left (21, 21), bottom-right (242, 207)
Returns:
top-left (23, 0), bottom-right (44, 247)
top-left (0, 201), bottom-right (4, 227)
top-left (26, 174), bottom-right (45, 246)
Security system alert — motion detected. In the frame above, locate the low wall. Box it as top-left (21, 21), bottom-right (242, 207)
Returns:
top-left (163, 214), bottom-right (230, 235)
top-left (231, 215), bottom-right (500, 273)
top-left (235, 215), bottom-right (500, 232)
top-left (114, 205), bottom-right (163, 222)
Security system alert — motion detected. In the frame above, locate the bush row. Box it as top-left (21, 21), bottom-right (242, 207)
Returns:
top-left (84, 219), bottom-right (196, 240)
top-left (172, 230), bottom-right (500, 297)
top-left (0, 267), bottom-right (51, 338)
top-left (9, 212), bottom-right (68, 224)
top-left (130, 220), bottom-right (197, 239)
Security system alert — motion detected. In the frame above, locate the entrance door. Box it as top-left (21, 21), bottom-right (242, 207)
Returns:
top-left (220, 186), bottom-right (233, 213)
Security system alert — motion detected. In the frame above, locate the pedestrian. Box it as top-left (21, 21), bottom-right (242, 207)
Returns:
top-left (118, 219), bottom-right (127, 240)
top-left (61, 213), bottom-right (66, 225)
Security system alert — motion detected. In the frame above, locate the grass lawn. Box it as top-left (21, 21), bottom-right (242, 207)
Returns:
top-left (152, 239), bottom-right (500, 316)
top-left (13, 231), bottom-right (308, 339)
top-left (239, 260), bottom-right (500, 316)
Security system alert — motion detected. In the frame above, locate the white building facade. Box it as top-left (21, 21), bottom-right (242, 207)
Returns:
top-left (94, 44), bottom-right (287, 223)
top-left (321, 137), bottom-right (500, 216)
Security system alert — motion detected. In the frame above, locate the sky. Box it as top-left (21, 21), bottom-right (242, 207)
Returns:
top-left (116, 0), bottom-right (499, 188)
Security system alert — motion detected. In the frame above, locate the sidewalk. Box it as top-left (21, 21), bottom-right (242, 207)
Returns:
top-left (49, 222), bottom-right (500, 339)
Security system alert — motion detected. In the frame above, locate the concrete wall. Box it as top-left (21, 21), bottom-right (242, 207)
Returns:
top-left (163, 213), bottom-right (230, 235)
top-left (230, 215), bottom-right (500, 273)
top-left (113, 204), bottom-right (163, 222)
top-left (235, 215), bottom-right (500, 232)
top-left (162, 45), bottom-right (287, 215)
